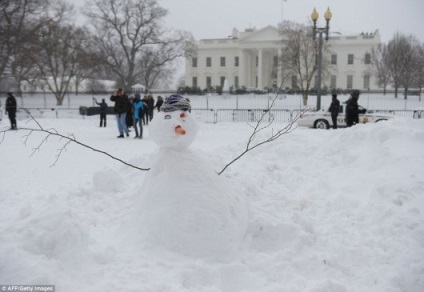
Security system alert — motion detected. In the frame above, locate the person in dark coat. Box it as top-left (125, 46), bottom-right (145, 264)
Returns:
top-left (94, 98), bottom-right (108, 127)
top-left (110, 88), bottom-right (130, 138)
top-left (155, 96), bottom-right (164, 112)
top-left (328, 93), bottom-right (340, 129)
top-left (146, 94), bottom-right (155, 121)
top-left (126, 97), bottom-right (134, 130)
top-left (5, 92), bottom-right (17, 130)
top-left (345, 90), bottom-right (360, 127)
top-left (141, 95), bottom-right (149, 125)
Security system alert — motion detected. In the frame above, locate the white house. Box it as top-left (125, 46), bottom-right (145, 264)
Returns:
top-left (185, 25), bottom-right (381, 91)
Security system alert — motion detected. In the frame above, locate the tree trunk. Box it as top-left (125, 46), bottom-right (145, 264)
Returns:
top-left (56, 94), bottom-right (65, 106)
top-left (302, 93), bottom-right (308, 106)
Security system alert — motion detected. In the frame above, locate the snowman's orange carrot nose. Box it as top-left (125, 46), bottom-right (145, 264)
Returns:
top-left (175, 125), bottom-right (186, 135)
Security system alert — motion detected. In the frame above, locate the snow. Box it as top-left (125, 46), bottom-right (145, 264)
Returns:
top-left (1, 101), bottom-right (424, 291)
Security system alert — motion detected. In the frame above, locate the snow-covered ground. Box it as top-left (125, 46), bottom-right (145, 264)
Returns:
top-left (0, 103), bottom-right (423, 291)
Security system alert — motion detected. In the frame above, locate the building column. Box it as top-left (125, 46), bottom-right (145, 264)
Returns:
top-left (258, 49), bottom-right (263, 89)
top-left (239, 49), bottom-right (246, 88)
top-left (277, 48), bottom-right (283, 88)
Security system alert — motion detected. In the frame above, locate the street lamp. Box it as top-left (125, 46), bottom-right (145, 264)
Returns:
top-left (311, 7), bottom-right (332, 111)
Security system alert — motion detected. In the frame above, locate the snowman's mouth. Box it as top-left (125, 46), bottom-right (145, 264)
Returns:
top-left (175, 125), bottom-right (186, 135)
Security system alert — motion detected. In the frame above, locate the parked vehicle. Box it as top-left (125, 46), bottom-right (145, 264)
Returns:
top-left (297, 104), bottom-right (393, 129)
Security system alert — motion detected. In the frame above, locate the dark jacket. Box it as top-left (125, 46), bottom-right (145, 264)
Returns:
top-left (329, 98), bottom-right (340, 116)
top-left (96, 100), bottom-right (108, 113)
top-left (346, 97), bottom-right (359, 124)
top-left (110, 93), bottom-right (129, 114)
top-left (5, 94), bottom-right (17, 113)
top-left (155, 98), bottom-right (164, 111)
top-left (146, 95), bottom-right (155, 111)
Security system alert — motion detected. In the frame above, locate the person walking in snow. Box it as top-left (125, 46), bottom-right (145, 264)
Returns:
top-left (328, 93), bottom-right (340, 129)
top-left (5, 92), bottom-right (17, 130)
top-left (132, 93), bottom-right (144, 139)
top-left (155, 95), bottom-right (164, 112)
top-left (110, 88), bottom-right (130, 138)
top-left (94, 98), bottom-right (108, 127)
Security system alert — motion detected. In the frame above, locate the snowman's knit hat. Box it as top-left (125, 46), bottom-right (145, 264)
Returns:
top-left (162, 94), bottom-right (191, 112)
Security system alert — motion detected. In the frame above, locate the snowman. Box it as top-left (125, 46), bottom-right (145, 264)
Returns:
top-left (135, 94), bottom-right (248, 261)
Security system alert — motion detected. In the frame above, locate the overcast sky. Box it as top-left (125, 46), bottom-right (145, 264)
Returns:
top-left (71, 0), bottom-right (424, 43)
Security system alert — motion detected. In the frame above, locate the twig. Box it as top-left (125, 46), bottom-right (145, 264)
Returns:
top-left (1, 108), bottom-right (150, 171)
top-left (218, 79), bottom-right (309, 175)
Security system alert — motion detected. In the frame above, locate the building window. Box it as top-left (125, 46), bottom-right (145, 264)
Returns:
top-left (348, 54), bottom-right (354, 65)
top-left (234, 76), bottom-right (239, 88)
top-left (192, 57), bottom-right (197, 68)
top-left (364, 53), bottom-right (371, 65)
top-left (220, 57), bottom-right (226, 67)
top-left (206, 57), bottom-right (211, 67)
top-left (347, 75), bottom-right (353, 89)
top-left (256, 56), bottom-right (258, 67)
top-left (291, 75), bottom-right (298, 89)
top-left (363, 75), bottom-right (370, 89)
top-left (192, 76), bottom-right (197, 88)
top-left (206, 76), bottom-right (212, 88)
top-left (330, 75), bottom-right (337, 88)
top-left (273, 56), bottom-right (278, 67)
top-left (331, 54), bottom-right (337, 65)
top-left (220, 76), bottom-right (225, 87)
top-left (234, 56), bottom-right (239, 67)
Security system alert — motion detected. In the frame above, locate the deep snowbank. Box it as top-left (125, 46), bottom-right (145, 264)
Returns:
top-left (0, 117), bottom-right (423, 291)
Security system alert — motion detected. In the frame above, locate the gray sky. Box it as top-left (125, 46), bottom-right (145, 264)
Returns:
top-left (71, 0), bottom-right (424, 43)
top-left (157, 0), bottom-right (424, 43)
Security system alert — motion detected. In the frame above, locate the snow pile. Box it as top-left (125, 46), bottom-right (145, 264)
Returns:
top-left (0, 115), bottom-right (423, 291)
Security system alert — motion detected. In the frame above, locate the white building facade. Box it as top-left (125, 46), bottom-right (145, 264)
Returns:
top-left (185, 26), bottom-right (381, 92)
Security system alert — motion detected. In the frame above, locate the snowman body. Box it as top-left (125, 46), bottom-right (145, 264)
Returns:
top-left (136, 109), bottom-right (248, 261)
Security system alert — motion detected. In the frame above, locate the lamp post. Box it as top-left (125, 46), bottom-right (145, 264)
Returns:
top-left (311, 7), bottom-right (332, 111)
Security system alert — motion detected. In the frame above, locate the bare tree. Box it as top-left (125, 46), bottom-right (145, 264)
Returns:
top-left (28, 22), bottom-right (88, 104)
top-left (0, 0), bottom-right (49, 85)
top-left (10, 1), bottom-right (90, 104)
top-left (85, 0), bottom-right (191, 90)
top-left (371, 43), bottom-right (391, 94)
top-left (137, 38), bottom-right (189, 89)
top-left (416, 43), bottom-right (424, 101)
top-left (398, 34), bottom-right (421, 99)
top-left (278, 20), bottom-right (329, 106)
top-left (72, 31), bottom-right (105, 95)
top-left (386, 33), bottom-right (421, 98)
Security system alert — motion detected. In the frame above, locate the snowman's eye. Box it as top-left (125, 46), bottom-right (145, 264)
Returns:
top-left (164, 115), bottom-right (171, 120)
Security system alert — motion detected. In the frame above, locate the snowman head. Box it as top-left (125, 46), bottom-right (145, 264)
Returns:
top-left (149, 94), bottom-right (198, 149)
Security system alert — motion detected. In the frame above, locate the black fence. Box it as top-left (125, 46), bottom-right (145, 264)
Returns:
top-left (12, 107), bottom-right (424, 123)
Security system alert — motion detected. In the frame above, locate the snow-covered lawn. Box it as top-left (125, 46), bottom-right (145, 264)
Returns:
top-left (0, 113), bottom-right (423, 291)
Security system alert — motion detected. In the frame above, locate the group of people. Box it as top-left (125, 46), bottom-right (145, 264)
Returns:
top-left (328, 90), bottom-right (362, 129)
top-left (108, 88), bottom-right (164, 138)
